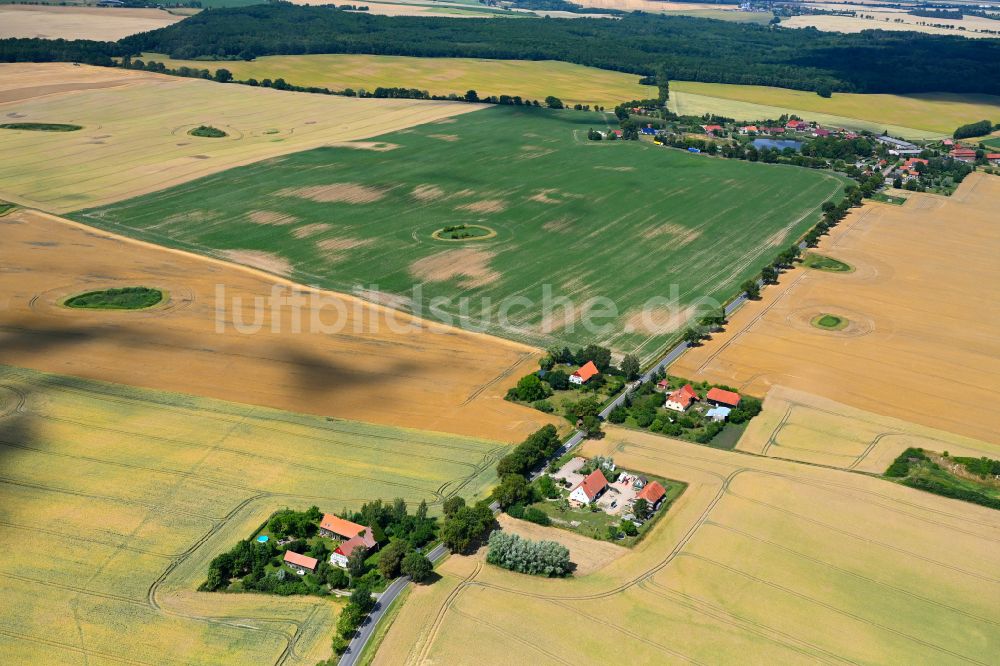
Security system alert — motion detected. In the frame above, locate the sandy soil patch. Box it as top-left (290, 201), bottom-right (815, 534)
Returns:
top-left (623, 304), bottom-right (697, 335)
top-left (217, 249), bottom-right (293, 277)
top-left (410, 248), bottom-right (501, 288)
top-left (672, 173), bottom-right (1000, 444)
top-left (248, 210), bottom-right (298, 226)
top-left (0, 5), bottom-right (182, 41)
top-left (496, 514), bottom-right (627, 576)
top-left (316, 237), bottom-right (376, 261)
top-left (456, 199), bottom-right (507, 214)
top-left (0, 64), bottom-right (476, 212)
top-left (0, 209), bottom-right (553, 442)
top-left (542, 216), bottom-right (575, 232)
top-left (292, 222), bottom-right (332, 238)
top-left (428, 133), bottom-right (460, 142)
top-left (411, 184), bottom-right (445, 202)
top-left (528, 188), bottom-right (579, 205)
top-left (641, 222), bottom-right (702, 247)
top-left (277, 183), bottom-right (389, 204)
top-left (325, 141), bottom-right (400, 152)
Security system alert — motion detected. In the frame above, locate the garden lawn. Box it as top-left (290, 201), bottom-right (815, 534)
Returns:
top-left (76, 105), bottom-right (847, 360)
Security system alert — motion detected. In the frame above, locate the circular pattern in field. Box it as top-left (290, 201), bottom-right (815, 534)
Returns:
top-left (31, 281), bottom-right (193, 318)
top-left (811, 313), bottom-right (848, 330)
top-left (63, 286), bottom-right (164, 310)
top-left (431, 224), bottom-right (497, 242)
top-left (786, 305), bottom-right (875, 338)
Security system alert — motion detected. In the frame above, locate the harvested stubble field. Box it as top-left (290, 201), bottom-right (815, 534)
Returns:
top-left (782, 10), bottom-right (1000, 39)
top-left (0, 4), bottom-right (183, 41)
top-left (740, 385), bottom-right (1000, 472)
top-left (672, 173), bottom-right (1000, 445)
top-left (76, 105), bottom-right (847, 359)
top-left (0, 363), bottom-right (504, 663)
top-left (140, 53), bottom-right (657, 109)
top-left (0, 209), bottom-right (552, 442)
top-left (0, 63), bottom-right (478, 212)
top-left (670, 81), bottom-right (1000, 139)
top-left (373, 424), bottom-right (1000, 664)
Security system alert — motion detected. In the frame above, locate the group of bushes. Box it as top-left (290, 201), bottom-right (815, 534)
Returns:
top-left (486, 531), bottom-right (571, 577)
top-left (495, 425), bottom-right (563, 478)
top-left (884, 448), bottom-right (1000, 511)
top-left (439, 496), bottom-right (496, 554)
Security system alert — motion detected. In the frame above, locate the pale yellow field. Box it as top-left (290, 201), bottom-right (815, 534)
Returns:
top-left (670, 81), bottom-right (1000, 138)
top-left (741, 385), bottom-right (1000, 472)
top-left (783, 11), bottom-right (1000, 39)
top-left (0, 209), bottom-right (555, 443)
top-left (0, 63), bottom-right (480, 212)
top-left (0, 4), bottom-right (183, 40)
top-left (140, 53), bottom-right (657, 110)
top-left (0, 363), bottom-right (509, 663)
top-left (673, 173), bottom-right (1000, 445)
top-left (374, 425), bottom-right (1000, 664)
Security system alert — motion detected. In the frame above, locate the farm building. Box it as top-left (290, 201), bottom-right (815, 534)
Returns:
top-left (330, 530), bottom-right (377, 568)
top-left (665, 384), bottom-right (698, 412)
top-left (876, 136), bottom-right (922, 156)
top-left (636, 480), bottom-right (667, 510)
top-left (739, 125), bottom-right (758, 134)
top-left (785, 120), bottom-right (808, 131)
top-left (706, 406), bottom-right (732, 422)
top-left (813, 128), bottom-right (831, 137)
top-left (950, 148), bottom-right (978, 163)
top-left (702, 124), bottom-right (724, 135)
top-left (986, 153), bottom-right (1000, 165)
top-left (570, 469), bottom-right (608, 505)
top-left (283, 550), bottom-right (319, 575)
top-left (655, 379), bottom-right (671, 392)
top-left (319, 513), bottom-right (368, 540)
top-left (706, 387), bottom-right (741, 408)
top-left (569, 361), bottom-right (600, 385)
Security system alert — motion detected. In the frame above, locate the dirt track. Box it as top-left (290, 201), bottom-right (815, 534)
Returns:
top-left (0, 209), bottom-right (554, 442)
top-left (673, 173), bottom-right (1000, 444)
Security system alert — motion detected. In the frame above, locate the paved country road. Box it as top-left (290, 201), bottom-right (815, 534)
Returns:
top-left (339, 543), bottom-right (447, 666)
top-left (340, 288), bottom-right (754, 663)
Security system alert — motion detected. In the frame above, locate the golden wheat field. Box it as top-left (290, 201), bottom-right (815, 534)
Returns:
top-left (672, 173), bottom-right (1000, 445)
top-left (783, 10), bottom-right (1000, 39)
top-left (0, 208), bottom-right (553, 442)
top-left (0, 363), bottom-right (506, 663)
top-left (140, 53), bottom-right (657, 109)
top-left (374, 424), bottom-right (1000, 664)
top-left (0, 63), bottom-right (479, 212)
top-left (0, 5), bottom-right (183, 41)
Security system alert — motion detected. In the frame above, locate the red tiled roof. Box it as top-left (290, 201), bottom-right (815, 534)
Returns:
top-left (572, 361), bottom-right (600, 383)
top-left (666, 384), bottom-right (698, 409)
top-left (334, 534), bottom-right (373, 558)
top-left (574, 469), bottom-right (608, 501)
top-left (951, 148), bottom-right (977, 156)
top-left (320, 514), bottom-right (366, 539)
top-left (637, 481), bottom-right (666, 504)
top-left (707, 387), bottom-right (741, 407)
top-left (987, 153), bottom-right (1000, 159)
top-left (283, 550), bottom-right (318, 570)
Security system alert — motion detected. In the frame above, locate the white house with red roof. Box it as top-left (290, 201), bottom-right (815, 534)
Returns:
top-left (330, 529), bottom-right (378, 568)
top-left (569, 360), bottom-right (600, 385)
top-left (702, 124), bottom-right (724, 135)
top-left (283, 550), bottom-right (319, 575)
top-left (785, 119), bottom-right (809, 131)
top-left (664, 384), bottom-right (698, 412)
top-left (739, 125), bottom-right (759, 135)
top-left (570, 469), bottom-right (608, 505)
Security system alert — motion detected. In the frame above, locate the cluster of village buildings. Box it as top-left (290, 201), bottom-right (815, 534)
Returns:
top-left (281, 513), bottom-right (378, 576)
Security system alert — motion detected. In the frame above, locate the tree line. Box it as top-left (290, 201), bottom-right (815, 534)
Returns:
top-left (4, 6), bottom-right (999, 96)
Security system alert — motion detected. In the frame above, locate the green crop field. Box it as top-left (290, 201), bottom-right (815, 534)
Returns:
top-left (76, 106), bottom-right (847, 360)
top-left (0, 363), bottom-right (502, 663)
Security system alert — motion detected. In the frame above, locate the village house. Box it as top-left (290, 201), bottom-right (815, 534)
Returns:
top-left (812, 128), bottom-right (832, 137)
top-left (702, 124), bottom-right (724, 135)
top-left (987, 153), bottom-right (1000, 165)
top-left (739, 125), bottom-right (758, 135)
top-left (664, 384), bottom-right (698, 412)
top-left (706, 387), bottom-right (741, 408)
top-left (319, 513), bottom-right (378, 568)
top-left (569, 360), bottom-right (600, 385)
top-left (636, 480), bottom-right (667, 511)
top-left (570, 468), bottom-right (608, 505)
top-left (950, 147), bottom-right (978, 163)
top-left (330, 530), bottom-right (377, 569)
top-left (785, 119), bottom-right (809, 131)
top-left (283, 550), bottom-right (318, 575)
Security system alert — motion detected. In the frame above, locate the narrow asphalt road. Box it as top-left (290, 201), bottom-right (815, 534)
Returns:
top-left (339, 543), bottom-right (447, 666)
top-left (341, 288), bottom-right (754, 662)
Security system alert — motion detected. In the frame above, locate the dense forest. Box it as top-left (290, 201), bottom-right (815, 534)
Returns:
top-left (3, 5), bottom-right (1000, 95)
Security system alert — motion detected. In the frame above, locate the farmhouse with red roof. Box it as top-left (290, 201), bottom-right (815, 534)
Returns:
top-left (636, 480), bottom-right (667, 510)
top-left (702, 124), bottom-right (724, 135)
top-left (664, 384), bottom-right (698, 412)
top-left (569, 360), bottom-right (600, 385)
top-left (570, 468), bottom-right (608, 505)
top-left (706, 387), bottom-right (741, 408)
top-left (283, 550), bottom-right (319, 575)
